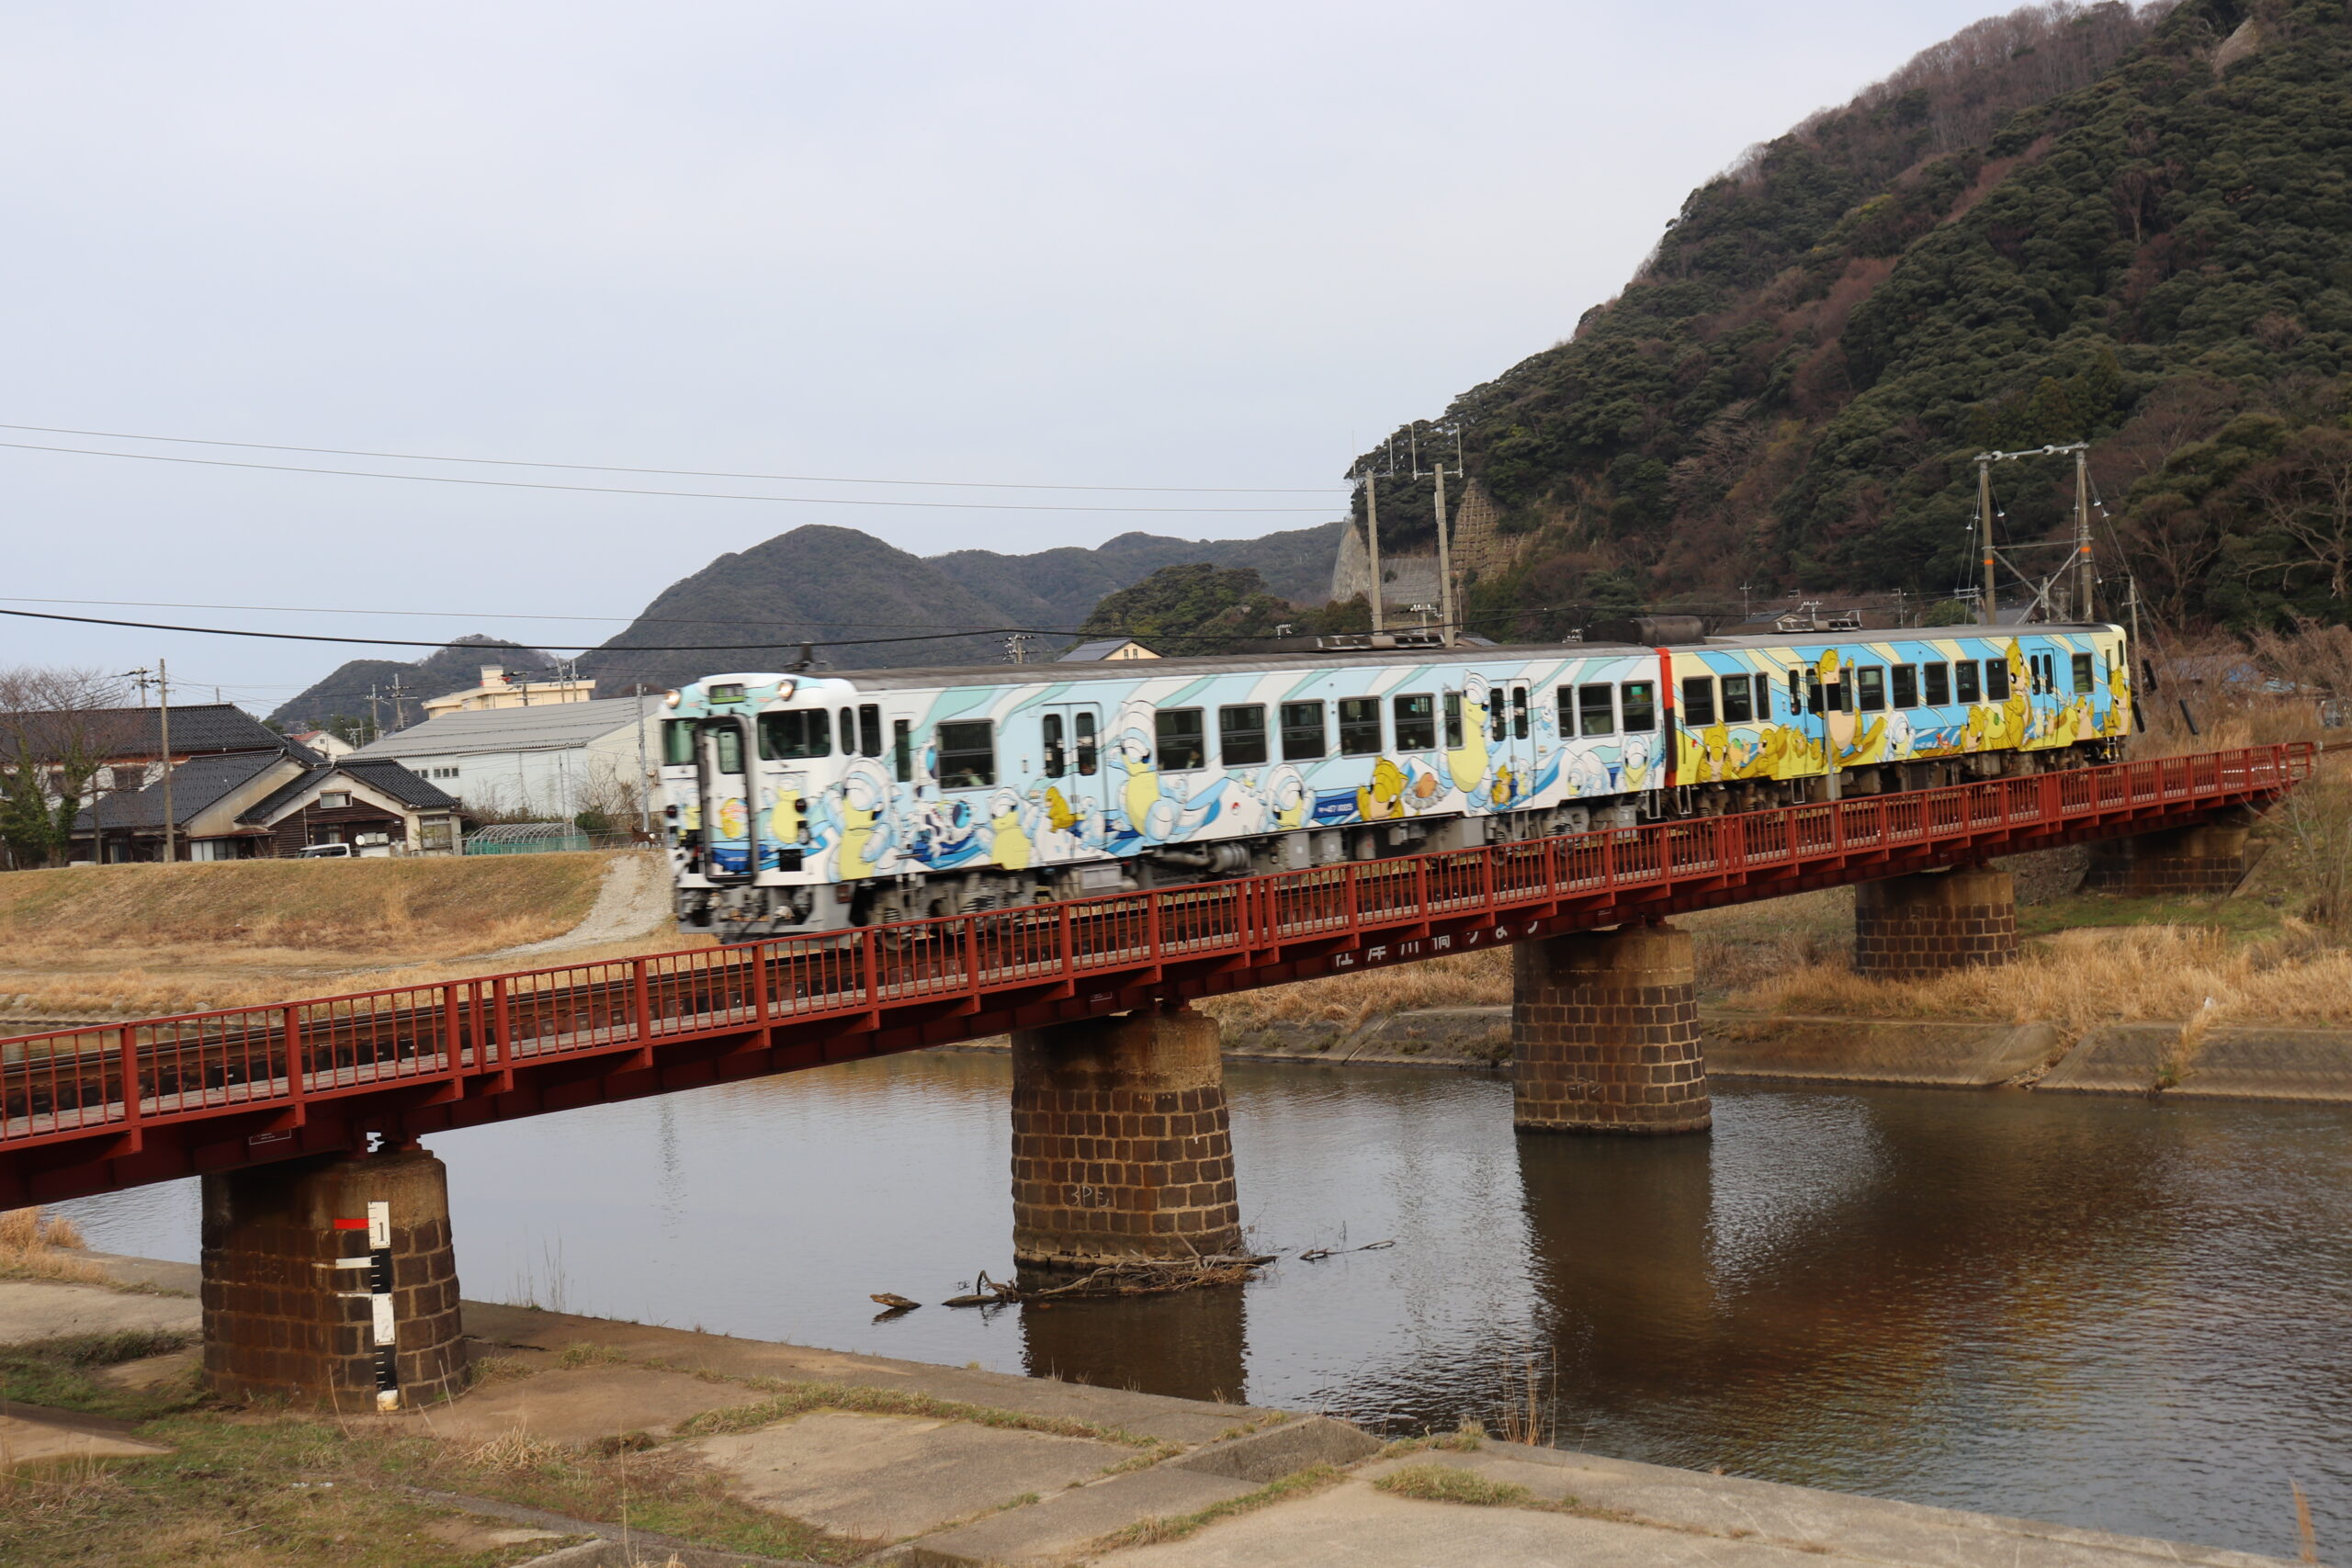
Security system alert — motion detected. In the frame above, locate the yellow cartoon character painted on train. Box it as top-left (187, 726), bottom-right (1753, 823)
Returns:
top-left (1358, 757), bottom-right (1408, 821)
top-left (1448, 676), bottom-right (1491, 795)
top-left (765, 783), bottom-right (804, 848)
top-left (834, 761), bottom-right (893, 879)
top-left (986, 787), bottom-right (1033, 870)
top-left (2104, 649), bottom-right (2132, 738)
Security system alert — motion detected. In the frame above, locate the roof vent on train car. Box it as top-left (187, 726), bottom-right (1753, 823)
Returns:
top-left (1590, 615), bottom-right (1710, 647)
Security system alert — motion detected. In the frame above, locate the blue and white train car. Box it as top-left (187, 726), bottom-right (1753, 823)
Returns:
top-left (658, 625), bottom-right (2132, 939)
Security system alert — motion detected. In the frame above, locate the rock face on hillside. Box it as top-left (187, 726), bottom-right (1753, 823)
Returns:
top-left (1366, 0), bottom-right (2352, 636)
top-left (572, 521), bottom-right (1344, 692)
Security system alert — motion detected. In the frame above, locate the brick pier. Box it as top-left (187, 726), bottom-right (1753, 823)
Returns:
top-left (2084, 812), bottom-right (2253, 896)
top-left (1853, 865), bottom-right (2018, 978)
top-left (200, 1144), bottom-right (466, 1411)
top-left (1511, 923), bottom-right (1710, 1135)
top-left (1010, 1003), bottom-right (1244, 1268)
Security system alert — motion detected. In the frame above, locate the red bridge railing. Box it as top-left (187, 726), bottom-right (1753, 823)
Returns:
top-left (0, 743), bottom-right (2314, 1170)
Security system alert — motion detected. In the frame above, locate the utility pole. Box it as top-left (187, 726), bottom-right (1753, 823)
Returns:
top-left (1362, 470), bottom-right (1385, 635)
top-left (1415, 428), bottom-right (1463, 649)
top-left (157, 658), bottom-right (175, 864)
top-left (2073, 446), bottom-right (2096, 622)
top-left (387, 673), bottom-right (411, 731)
top-left (367, 683), bottom-right (384, 739)
top-left (1975, 456), bottom-right (1998, 627)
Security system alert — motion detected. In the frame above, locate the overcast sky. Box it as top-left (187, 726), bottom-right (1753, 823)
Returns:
top-left (3, 1), bottom-right (2005, 707)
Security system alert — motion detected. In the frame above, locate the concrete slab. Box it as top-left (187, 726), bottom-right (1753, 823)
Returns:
top-left (0, 1410), bottom-right (172, 1464)
top-left (1175, 1416), bottom-right (1379, 1483)
top-left (0, 1277), bottom-right (199, 1346)
top-left (461, 1300), bottom-right (1279, 1446)
top-left (93, 1347), bottom-right (200, 1390)
top-left (1705, 1012), bottom-right (2061, 1087)
top-left (898, 1464), bottom-right (1259, 1566)
top-left (684, 1409), bottom-right (1134, 1540)
top-left (408, 1366), bottom-right (761, 1446)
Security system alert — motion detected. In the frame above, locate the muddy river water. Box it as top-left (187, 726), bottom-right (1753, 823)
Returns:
top-left (61, 1053), bottom-right (2351, 1560)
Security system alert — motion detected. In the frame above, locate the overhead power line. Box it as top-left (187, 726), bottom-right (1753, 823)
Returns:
top-left (0, 422), bottom-right (1346, 495)
top-left (0, 440), bottom-right (1339, 513)
top-left (0, 594), bottom-right (1040, 635)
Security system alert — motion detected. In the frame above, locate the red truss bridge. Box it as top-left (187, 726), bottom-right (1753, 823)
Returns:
top-left (0, 743), bottom-right (2313, 1205)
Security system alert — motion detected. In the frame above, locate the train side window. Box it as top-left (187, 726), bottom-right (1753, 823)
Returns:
top-left (1442, 693), bottom-right (1464, 749)
top-left (1043, 713), bottom-right (1068, 776)
top-left (1856, 667), bottom-right (1886, 713)
top-left (1394, 694), bottom-right (1437, 751)
top-left (1488, 692), bottom-right (1507, 743)
top-left (1892, 665), bottom-right (1918, 707)
top-left (1788, 671), bottom-right (1803, 715)
top-left (1619, 681), bottom-right (1654, 733)
top-left (1575, 683), bottom-right (1615, 736)
top-left (1220, 705), bottom-right (1269, 767)
top-left (1804, 673), bottom-right (1824, 716)
top-left (662, 720), bottom-right (696, 766)
top-left (859, 705), bottom-right (882, 758)
top-left (840, 708), bottom-right (855, 750)
top-left (2073, 652), bottom-right (2094, 695)
top-left (1984, 659), bottom-right (2010, 701)
top-left (1955, 661), bottom-right (1982, 703)
top-left (936, 720), bottom-right (995, 788)
top-left (758, 709), bottom-right (831, 760)
top-left (1924, 662), bottom-right (1951, 705)
top-left (1075, 711), bottom-right (1099, 776)
top-left (713, 725), bottom-right (744, 774)
top-left (1721, 673), bottom-right (1754, 724)
top-left (1680, 675), bottom-right (1716, 727)
top-left (892, 719), bottom-right (912, 784)
top-left (1339, 698), bottom-right (1382, 755)
top-left (1157, 708), bottom-right (1206, 771)
top-left (1512, 686), bottom-right (1530, 739)
top-left (1281, 701), bottom-right (1327, 761)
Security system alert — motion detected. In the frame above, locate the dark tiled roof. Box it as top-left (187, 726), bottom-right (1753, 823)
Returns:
top-left (3, 703), bottom-right (302, 761)
top-left (240, 760), bottom-right (458, 822)
top-left (74, 750), bottom-right (289, 830)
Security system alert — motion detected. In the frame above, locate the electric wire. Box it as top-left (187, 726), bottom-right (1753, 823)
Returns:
top-left (0, 440), bottom-right (1338, 513)
top-left (0, 423), bottom-right (1345, 495)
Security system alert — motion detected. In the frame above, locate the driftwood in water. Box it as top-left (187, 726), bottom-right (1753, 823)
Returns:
top-left (1296, 1240), bottom-right (1396, 1262)
top-left (943, 1256), bottom-right (1272, 1305)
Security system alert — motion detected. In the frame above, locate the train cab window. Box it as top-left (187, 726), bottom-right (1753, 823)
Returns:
top-left (1721, 673), bottom-right (1755, 724)
top-left (1394, 694), bottom-right (1437, 751)
top-left (1281, 701), bottom-right (1327, 761)
top-left (936, 720), bottom-right (995, 788)
top-left (1220, 705), bottom-right (1269, 767)
top-left (892, 719), bottom-right (912, 784)
top-left (1075, 711), bottom-right (1099, 776)
top-left (1338, 698), bottom-right (1382, 756)
top-left (1680, 676), bottom-right (1716, 727)
top-left (2073, 652), bottom-right (2095, 695)
top-left (1157, 708), bottom-right (1206, 771)
top-left (1984, 659), bottom-right (2010, 701)
top-left (1856, 667), bottom-right (1886, 713)
top-left (662, 720), bottom-right (696, 766)
top-left (712, 726), bottom-right (744, 774)
top-left (1568, 683), bottom-right (1613, 737)
top-left (1442, 693), bottom-right (1464, 749)
top-left (1043, 713), bottom-right (1068, 776)
top-left (1924, 662), bottom-right (1951, 705)
top-left (859, 705), bottom-right (883, 758)
top-left (1620, 681), bottom-right (1656, 733)
top-left (1511, 686), bottom-right (1530, 739)
top-left (1892, 665), bottom-right (1919, 708)
top-left (1955, 660), bottom-right (1982, 703)
top-left (758, 709), bottom-right (831, 760)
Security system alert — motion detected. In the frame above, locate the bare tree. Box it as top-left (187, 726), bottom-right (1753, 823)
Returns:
top-left (0, 667), bottom-right (135, 870)
top-left (2244, 427), bottom-right (2352, 604)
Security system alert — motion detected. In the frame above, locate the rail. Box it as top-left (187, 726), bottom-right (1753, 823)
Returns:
top-left (0, 743), bottom-right (2313, 1165)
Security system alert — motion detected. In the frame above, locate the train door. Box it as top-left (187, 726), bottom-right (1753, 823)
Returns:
top-left (1041, 701), bottom-right (1107, 843)
top-left (1490, 677), bottom-right (1532, 808)
top-left (1787, 657), bottom-right (1828, 795)
top-left (695, 716), bottom-right (754, 882)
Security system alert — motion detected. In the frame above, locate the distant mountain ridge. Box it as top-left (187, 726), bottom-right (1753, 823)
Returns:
top-left (272, 520), bottom-right (1344, 724)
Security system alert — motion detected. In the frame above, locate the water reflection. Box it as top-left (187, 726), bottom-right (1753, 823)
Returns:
top-left (52, 1055), bottom-right (2350, 1559)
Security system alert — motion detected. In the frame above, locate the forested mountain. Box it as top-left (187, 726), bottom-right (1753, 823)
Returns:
top-left (1366, 0), bottom-right (2352, 636)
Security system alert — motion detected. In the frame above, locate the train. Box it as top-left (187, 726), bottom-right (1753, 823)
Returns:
top-left (659, 622), bottom-right (2134, 940)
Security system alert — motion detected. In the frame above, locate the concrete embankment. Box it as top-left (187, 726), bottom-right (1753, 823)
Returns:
top-left (1191, 1006), bottom-right (2352, 1102)
top-left (0, 1254), bottom-right (2297, 1568)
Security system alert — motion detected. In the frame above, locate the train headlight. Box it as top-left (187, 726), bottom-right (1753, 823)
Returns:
top-left (663, 690), bottom-right (682, 708)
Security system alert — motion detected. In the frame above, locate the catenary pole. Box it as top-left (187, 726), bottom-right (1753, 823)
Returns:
top-left (1363, 474), bottom-right (1385, 635)
top-left (157, 658), bottom-right (175, 863)
top-left (1977, 457), bottom-right (1997, 627)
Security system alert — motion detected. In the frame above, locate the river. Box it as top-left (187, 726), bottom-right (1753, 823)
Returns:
top-left (59, 1053), bottom-right (2351, 1561)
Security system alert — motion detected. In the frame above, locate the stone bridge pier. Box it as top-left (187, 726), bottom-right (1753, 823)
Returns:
top-left (1854, 865), bottom-right (2018, 978)
top-left (200, 1142), bottom-right (467, 1411)
top-left (1009, 1003), bottom-right (1245, 1270)
top-left (1510, 924), bottom-right (1711, 1135)
top-left (2085, 808), bottom-right (2255, 895)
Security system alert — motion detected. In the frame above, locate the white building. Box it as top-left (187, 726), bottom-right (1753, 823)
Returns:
top-left (420, 663), bottom-right (599, 718)
top-left (348, 695), bottom-right (660, 822)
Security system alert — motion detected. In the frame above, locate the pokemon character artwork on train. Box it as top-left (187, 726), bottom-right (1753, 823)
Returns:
top-left (660, 621), bottom-right (2132, 941)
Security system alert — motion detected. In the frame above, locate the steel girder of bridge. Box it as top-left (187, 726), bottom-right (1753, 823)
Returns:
top-left (0, 743), bottom-right (2313, 1205)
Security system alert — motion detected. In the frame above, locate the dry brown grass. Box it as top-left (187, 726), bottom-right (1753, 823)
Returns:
top-left (0, 1206), bottom-right (103, 1283)
top-left (1736, 923), bottom-right (2352, 1031)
